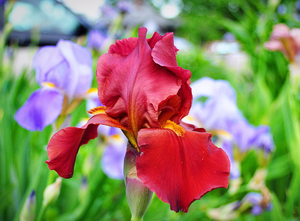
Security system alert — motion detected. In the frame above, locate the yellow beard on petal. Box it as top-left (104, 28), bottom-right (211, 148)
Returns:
top-left (162, 120), bottom-right (185, 137)
top-left (87, 88), bottom-right (98, 94)
top-left (87, 106), bottom-right (107, 115)
top-left (41, 82), bottom-right (56, 88)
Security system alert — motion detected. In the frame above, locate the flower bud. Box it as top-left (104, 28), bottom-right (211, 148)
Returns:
top-left (43, 177), bottom-right (62, 207)
top-left (124, 143), bottom-right (153, 221)
top-left (20, 190), bottom-right (36, 221)
top-left (126, 167), bottom-right (153, 221)
top-left (79, 176), bottom-right (88, 203)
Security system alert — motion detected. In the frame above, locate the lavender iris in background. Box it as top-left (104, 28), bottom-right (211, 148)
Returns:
top-left (184, 77), bottom-right (275, 179)
top-left (87, 30), bottom-right (110, 51)
top-left (98, 125), bottom-right (127, 179)
top-left (86, 90), bottom-right (127, 180)
top-left (242, 192), bottom-right (272, 215)
top-left (15, 40), bottom-right (93, 131)
top-left (116, 0), bottom-right (132, 14)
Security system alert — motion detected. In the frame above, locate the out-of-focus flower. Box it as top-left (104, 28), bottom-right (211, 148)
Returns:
top-left (15, 40), bottom-right (93, 131)
top-left (265, 23), bottom-right (300, 85)
top-left (188, 77), bottom-right (241, 131)
top-left (20, 191), bottom-right (36, 221)
top-left (100, 4), bottom-right (119, 20)
top-left (116, 0), bottom-right (132, 14)
top-left (264, 23), bottom-right (300, 62)
top-left (87, 30), bottom-right (111, 52)
top-left (45, 27), bottom-right (230, 213)
top-left (242, 192), bottom-right (272, 215)
top-left (227, 118), bottom-right (275, 153)
top-left (79, 176), bottom-right (88, 202)
top-left (99, 125), bottom-right (127, 179)
top-left (0, 0), bottom-right (5, 6)
top-left (43, 177), bottom-right (62, 207)
top-left (208, 191), bottom-right (272, 219)
top-left (85, 89), bottom-right (127, 179)
top-left (185, 77), bottom-right (275, 179)
top-left (208, 201), bottom-right (240, 221)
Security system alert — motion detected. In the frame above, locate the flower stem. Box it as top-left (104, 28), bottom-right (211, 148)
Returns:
top-left (131, 216), bottom-right (143, 221)
top-left (36, 204), bottom-right (47, 221)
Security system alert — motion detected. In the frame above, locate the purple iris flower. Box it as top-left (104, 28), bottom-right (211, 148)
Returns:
top-left (228, 119), bottom-right (275, 153)
top-left (186, 77), bottom-right (275, 178)
top-left (15, 40), bottom-right (93, 131)
top-left (100, 4), bottom-right (119, 20)
top-left (98, 125), bottom-right (127, 179)
top-left (116, 0), bottom-right (132, 14)
top-left (86, 90), bottom-right (127, 179)
top-left (222, 141), bottom-right (240, 179)
top-left (189, 77), bottom-right (242, 130)
top-left (87, 30), bottom-right (110, 51)
top-left (243, 192), bottom-right (272, 215)
top-left (189, 77), bottom-right (274, 153)
top-left (251, 126), bottom-right (275, 153)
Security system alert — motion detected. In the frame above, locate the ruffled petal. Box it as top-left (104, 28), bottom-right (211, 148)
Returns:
top-left (97, 27), bottom-right (181, 134)
top-left (108, 37), bottom-right (138, 56)
top-left (46, 114), bottom-right (127, 178)
top-left (152, 32), bottom-right (192, 122)
top-left (147, 32), bottom-right (163, 49)
top-left (151, 33), bottom-right (178, 67)
top-left (15, 88), bottom-right (64, 131)
top-left (136, 127), bottom-right (230, 212)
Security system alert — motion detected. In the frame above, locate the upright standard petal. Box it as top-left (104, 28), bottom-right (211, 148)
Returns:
top-left (151, 32), bottom-right (192, 122)
top-left (15, 88), bottom-right (64, 131)
top-left (97, 27), bottom-right (182, 134)
top-left (34, 40), bottom-right (93, 100)
top-left (46, 113), bottom-right (128, 178)
top-left (57, 40), bottom-right (93, 99)
top-left (33, 46), bottom-right (65, 84)
top-left (136, 124), bottom-right (230, 212)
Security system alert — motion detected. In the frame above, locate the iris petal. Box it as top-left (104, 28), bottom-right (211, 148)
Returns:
top-left (136, 127), bottom-right (230, 212)
top-left (101, 142), bottom-right (126, 179)
top-left (33, 46), bottom-right (65, 85)
top-left (97, 27), bottom-right (181, 134)
top-left (152, 32), bottom-right (192, 122)
top-left (15, 88), bottom-right (64, 131)
top-left (46, 114), bottom-right (128, 178)
top-left (57, 40), bottom-right (93, 99)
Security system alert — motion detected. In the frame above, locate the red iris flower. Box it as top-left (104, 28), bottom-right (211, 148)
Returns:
top-left (46, 27), bottom-right (230, 212)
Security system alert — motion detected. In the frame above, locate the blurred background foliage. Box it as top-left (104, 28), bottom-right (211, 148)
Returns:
top-left (1, 0), bottom-right (300, 220)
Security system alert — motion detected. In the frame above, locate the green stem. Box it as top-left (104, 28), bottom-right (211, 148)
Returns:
top-left (36, 204), bottom-right (47, 221)
top-left (131, 216), bottom-right (143, 221)
top-left (13, 152), bottom-right (47, 221)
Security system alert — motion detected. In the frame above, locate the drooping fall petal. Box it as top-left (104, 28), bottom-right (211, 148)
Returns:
top-left (136, 125), bottom-right (230, 212)
top-left (46, 113), bottom-right (127, 178)
top-left (15, 88), bottom-right (64, 131)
